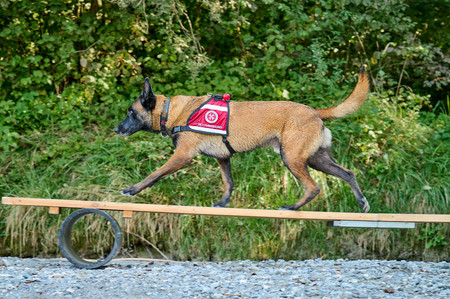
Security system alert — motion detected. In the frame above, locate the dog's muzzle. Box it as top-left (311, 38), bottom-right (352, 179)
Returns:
top-left (114, 126), bottom-right (130, 136)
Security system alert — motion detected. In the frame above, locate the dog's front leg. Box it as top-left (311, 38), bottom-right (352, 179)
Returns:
top-left (121, 148), bottom-right (195, 196)
top-left (212, 158), bottom-right (235, 207)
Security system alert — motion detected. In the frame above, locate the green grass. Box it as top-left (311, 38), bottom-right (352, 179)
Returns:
top-left (0, 93), bottom-right (449, 261)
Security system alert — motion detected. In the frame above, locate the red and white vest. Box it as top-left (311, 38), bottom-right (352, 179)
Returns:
top-left (171, 94), bottom-right (235, 154)
top-left (186, 96), bottom-right (229, 135)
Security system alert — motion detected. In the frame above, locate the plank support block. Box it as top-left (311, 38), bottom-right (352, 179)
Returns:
top-left (328, 220), bottom-right (415, 229)
top-left (123, 210), bottom-right (133, 218)
top-left (49, 207), bottom-right (60, 215)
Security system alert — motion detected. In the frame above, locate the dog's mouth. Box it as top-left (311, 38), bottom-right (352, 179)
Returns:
top-left (117, 132), bottom-right (131, 137)
top-left (114, 127), bottom-right (132, 136)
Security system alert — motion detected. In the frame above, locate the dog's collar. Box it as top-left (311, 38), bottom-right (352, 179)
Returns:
top-left (160, 97), bottom-right (171, 136)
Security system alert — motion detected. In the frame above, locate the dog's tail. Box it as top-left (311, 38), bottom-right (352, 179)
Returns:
top-left (316, 66), bottom-right (370, 121)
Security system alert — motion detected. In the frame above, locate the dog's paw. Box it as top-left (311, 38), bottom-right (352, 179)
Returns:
top-left (279, 205), bottom-right (299, 211)
top-left (362, 203), bottom-right (370, 213)
top-left (358, 197), bottom-right (370, 213)
top-left (120, 187), bottom-right (138, 197)
top-left (212, 197), bottom-right (230, 208)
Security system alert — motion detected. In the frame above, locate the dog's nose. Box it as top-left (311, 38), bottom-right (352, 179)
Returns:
top-left (114, 126), bottom-right (119, 134)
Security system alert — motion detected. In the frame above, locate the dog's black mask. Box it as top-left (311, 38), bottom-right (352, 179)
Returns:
top-left (115, 78), bottom-right (155, 136)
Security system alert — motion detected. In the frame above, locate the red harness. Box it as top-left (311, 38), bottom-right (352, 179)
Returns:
top-left (185, 96), bottom-right (229, 135)
top-left (171, 94), bottom-right (235, 154)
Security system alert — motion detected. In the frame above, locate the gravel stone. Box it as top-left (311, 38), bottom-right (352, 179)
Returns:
top-left (0, 257), bottom-right (448, 298)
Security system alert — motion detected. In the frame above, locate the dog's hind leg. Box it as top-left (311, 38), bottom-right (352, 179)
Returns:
top-left (307, 148), bottom-right (370, 212)
top-left (278, 137), bottom-right (322, 210)
top-left (279, 158), bottom-right (320, 211)
top-left (212, 158), bottom-right (235, 207)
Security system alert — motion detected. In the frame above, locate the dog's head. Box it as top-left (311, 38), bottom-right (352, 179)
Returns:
top-left (115, 78), bottom-right (157, 136)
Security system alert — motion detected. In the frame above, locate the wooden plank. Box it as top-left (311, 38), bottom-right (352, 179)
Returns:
top-left (329, 220), bottom-right (416, 229)
top-left (2, 197), bottom-right (450, 223)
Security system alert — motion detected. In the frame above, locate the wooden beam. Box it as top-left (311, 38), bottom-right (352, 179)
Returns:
top-left (2, 197), bottom-right (450, 223)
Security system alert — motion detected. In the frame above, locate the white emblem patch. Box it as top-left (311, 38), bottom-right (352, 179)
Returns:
top-left (205, 111), bottom-right (219, 124)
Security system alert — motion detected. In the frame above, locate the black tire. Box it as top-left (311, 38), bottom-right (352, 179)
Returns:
top-left (58, 209), bottom-right (122, 269)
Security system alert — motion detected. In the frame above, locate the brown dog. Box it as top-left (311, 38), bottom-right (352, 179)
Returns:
top-left (115, 67), bottom-right (370, 212)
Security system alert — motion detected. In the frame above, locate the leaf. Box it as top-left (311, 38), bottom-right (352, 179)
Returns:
top-left (33, 70), bottom-right (43, 78)
top-left (80, 57), bottom-right (88, 68)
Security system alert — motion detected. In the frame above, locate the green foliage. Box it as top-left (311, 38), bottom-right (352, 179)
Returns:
top-left (419, 225), bottom-right (448, 249)
top-left (1, 0), bottom-right (449, 150)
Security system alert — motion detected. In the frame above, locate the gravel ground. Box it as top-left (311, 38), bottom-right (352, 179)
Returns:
top-left (0, 257), bottom-right (448, 298)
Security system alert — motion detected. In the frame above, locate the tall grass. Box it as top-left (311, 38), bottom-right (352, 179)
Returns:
top-left (0, 92), bottom-right (448, 261)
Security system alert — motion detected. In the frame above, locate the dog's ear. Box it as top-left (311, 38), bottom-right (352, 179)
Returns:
top-left (141, 77), bottom-right (156, 110)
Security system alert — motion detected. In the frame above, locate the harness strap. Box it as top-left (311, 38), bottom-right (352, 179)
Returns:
top-left (222, 136), bottom-right (236, 155)
top-left (160, 97), bottom-right (171, 136)
top-left (172, 126), bottom-right (190, 134)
